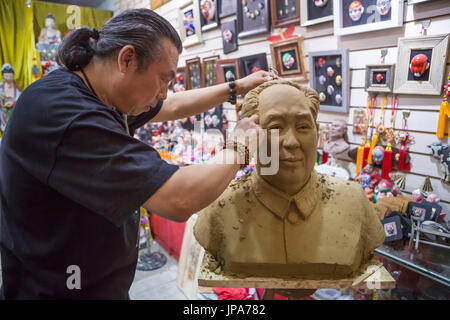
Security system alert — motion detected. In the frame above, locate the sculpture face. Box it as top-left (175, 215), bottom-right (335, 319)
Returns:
top-left (376, 0), bottom-right (391, 16)
top-left (45, 17), bottom-right (55, 28)
top-left (349, 1), bottom-right (364, 21)
top-left (2, 72), bottom-right (14, 84)
top-left (330, 120), bottom-right (346, 140)
top-left (258, 84), bottom-right (318, 190)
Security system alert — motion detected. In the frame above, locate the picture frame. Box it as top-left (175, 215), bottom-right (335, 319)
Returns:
top-left (365, 64), bottom-right (395, 93)
top-left (178, 0), bottom-right (203, 48)
top-left (406, 201), bottom-right (435, 222)
top-left (198, 0), bottom-right (220, 32)
top-left (238, 53), bottom-right (269, 77)
top-left (393, 34), bottom-right (449, 95)
top-left (219, 0), bottom-right (237, 18)
top-left (308, 49), bottom-right (349, 113)
top-left (185, 57), bottom-right (203, 90)
top-left (333, 0), bottom-right (404, 36)
top-left (221, 20), bottom-right (238, 55)
top-left (381, 215), bottom-right (404, 242)
top-left (270, 0), bottom-right (300, 28)
top-left (202, 55), bottom-right (220, 87)
top-left (270, 36), bottom-right (308, 82)
top-left (172, 67), bottom-right (187, 93)
top-left (216, 59), bottom-right (240, 84)
top-left (300, 0), bottom-right (333, 27)
top-left (237, 0), bottom-right (271, 39)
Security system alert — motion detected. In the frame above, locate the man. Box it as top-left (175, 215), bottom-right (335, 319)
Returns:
top-left (194, 80), bottom-right (385, 278)
top-left (323, 119), bottom-right (351, 160)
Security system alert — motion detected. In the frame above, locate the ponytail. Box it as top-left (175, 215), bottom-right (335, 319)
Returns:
top-left (58, 27), bottom-right (100, 71)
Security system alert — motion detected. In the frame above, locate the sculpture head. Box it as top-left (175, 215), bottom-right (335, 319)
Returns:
top-left (241, 80), bottom-right (320, 194)
top-left (330, 119), bottom-right (348, 141)
top-left (1, 63), bottom-right (14, 84)
top-left (45, 13), bottom-right (56, 28)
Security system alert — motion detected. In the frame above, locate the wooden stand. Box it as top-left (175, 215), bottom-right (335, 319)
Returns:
top-left (198, 253), bottom-right (396, 300)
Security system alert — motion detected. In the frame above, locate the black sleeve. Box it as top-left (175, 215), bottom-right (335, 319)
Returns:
top-left (47, 109), bottom-right (178, 227)
top-left (127, 99), bottom-right (163, 135)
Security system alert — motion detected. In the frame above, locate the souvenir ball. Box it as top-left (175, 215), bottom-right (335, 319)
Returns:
top-left (282, 52), bottom-right (295, 69)
top-left (223, 29), bottom-right (233, 42)
top-left (201, 0), bottom-right (216, 21)
top-left (335, 75), bottom-right (342, 85)
top-left (327, 66), bottom-right (335, 77)
top-left (349, 1), bottom-right (364, 22)
top-left (372, 146), bottom-right (385, 165)
top-left (318, 57), bottom-right (326, 67)
top-left (225, 70), bottom-right (235, 81)
top-left (314, 0), bottom-right (328, 7)
top-left (319, 92), bottom-right (327, 102)
top-left (319, 74), bottom-right (327, 85)
top-left (327, 85), bottom-right (335, 95)
top-left (376, 0), bottom-right (391, 16)
top-left (335, 93), bottom-right (342, 104)
top-left (410, 54), bottom-right (430, 77)
top-left (376, 73), bottom-right (384, 83)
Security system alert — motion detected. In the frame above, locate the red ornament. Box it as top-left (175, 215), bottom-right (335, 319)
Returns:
top-left (318, 58), bottom-right (326, 67)
top-left (410, 54), bottom-right (430, 77)
top-left (376, 73), bottom-right (383, 83)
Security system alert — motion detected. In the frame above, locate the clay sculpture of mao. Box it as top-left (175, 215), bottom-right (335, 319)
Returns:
top-left (194, 80), bottom-right (385, 279)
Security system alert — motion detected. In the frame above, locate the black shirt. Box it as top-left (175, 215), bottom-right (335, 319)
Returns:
top-left (0, 68), bottom-right (179, 299)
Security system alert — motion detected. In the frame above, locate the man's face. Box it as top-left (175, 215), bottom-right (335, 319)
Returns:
top-left (330, 120), bottom-right (346, 139)
top-left (110, 38), bottom-right (179, 116)
top-left (258, 84), bottom-right (318, 188)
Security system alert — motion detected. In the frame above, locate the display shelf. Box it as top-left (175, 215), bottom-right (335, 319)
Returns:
top-left (375, 242), bottom-right (450, 288)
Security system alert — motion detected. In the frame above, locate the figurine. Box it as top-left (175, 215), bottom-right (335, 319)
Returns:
top-left (349, 1), bottom-right (364, 22)
top-left (0, 64), bottom-right (21, 130)
top-left (336, 57), bottom-right (342, 68)
top-left (410, 54), bottom-right (430, 78)
top-left (375, 179), bottom-right (394, 202)
top-left (412, 189), bottom-right (424, 203)
top-left (37, 13), bottom-right (61, 45)
top-left (376, 73), bottom-right (384, 83)
top-left (376, 0), bottom-right (391, 16)
top-left (318, 57), bottom-right (326, 67)
top-left (323, 119), bottom-right (350, 159)
top-left (427, 142), bottom-right (450, 183)
top-left (355, 164), bottom-right (379, 189)
top-left (184, 11), bottom-right (196, 36)
top-left (314, 0), bottom-right (328, 7)
top-left (426, 193), bottom-right (440, 203)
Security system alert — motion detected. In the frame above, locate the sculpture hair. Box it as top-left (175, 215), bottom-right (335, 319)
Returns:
top-left (241, 80), bottom-right (320, 122)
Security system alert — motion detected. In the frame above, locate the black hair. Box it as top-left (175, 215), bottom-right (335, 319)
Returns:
top-left (58, 8), bottom-right (183, 71)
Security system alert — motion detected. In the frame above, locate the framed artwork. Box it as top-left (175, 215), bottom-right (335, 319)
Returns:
top-left (334, 0), bottom-right (404, 36)
top-left (219, 0), bottom-right (237, 18)
top-left (270, 0), bottom-right (300, 28)
top-left (172, 67), bottom-right (187, 93)
top-left (216, 59), bottom-right (240, 84)
top-left (365, 64), bottom-right (395, 93)
top-left (221, 20), bottom-right (238, 54)
top-left (237, 0), bottom-right (271, 39)
top-left (308, 49), bottom-right (349, 113)
top-left (151, 0), bottom-right (171, 10)
top-left (202, 55), bottom-right (220, 87)
top-left (204, 104), bottom-right (223, 130)
top-left (407, 201), bottom-right (436, 222)
top-left (270, 37), bottom-right (308, 81)
top-left (198, 0), bottom-right (220, 32)
top-left (185, 57), bottom-right (203, 90)
top-left (178, 0), bottom-right (203, 48)
top-left (238, 53), bottom-right (269, 77)
top-left (381, 215), bottom-right (403, 242)
top-left (352, 109), bottom-right (365, 134)
top-left (300, 0), bottom-right (333, 27)
top-left (393, 34), bottom-right (449, 95)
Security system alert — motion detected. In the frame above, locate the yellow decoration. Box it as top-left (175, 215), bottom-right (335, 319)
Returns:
top-left (436, 100), bottom-right (450, 139)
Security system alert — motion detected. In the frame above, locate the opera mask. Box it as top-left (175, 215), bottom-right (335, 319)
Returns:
top-left (349, 1), bottom-right (364, 22)
top-left (410, 54), bottom-right (430, 77)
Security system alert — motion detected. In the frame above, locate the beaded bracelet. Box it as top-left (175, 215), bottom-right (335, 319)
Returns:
top-left (228, 76), bottom-right (237, 104)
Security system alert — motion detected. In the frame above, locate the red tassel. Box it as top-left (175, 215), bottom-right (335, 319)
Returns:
top-left (362, 142), bottom-right (370, 169)
top-left (398, 147), bottom-right (410, 171)
top-left (322, 151), bottom-right (328, 164)
top-left (381, 144), bottom-right (392, 179)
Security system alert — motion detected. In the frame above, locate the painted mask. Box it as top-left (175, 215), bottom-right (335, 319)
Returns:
top-left (335, 75), bottom-right (342, 85)
top-left (335, 93), bottom-right (342, 104)
top-left (349, 1), bottom-right (364, 22)
top-left (319, 92), bottom-right (326, 102)
top-left (376, 73), bottom-right (384, 83)
top-left (327, 66), bottom-right (334, 77)
top-left (376, 0), bottom-right (391, 16)
top-left (201, 0), bottom-right (216, 21)
top-left (410, 54), bottom-right (430, 77)
top-left (223, 29), bottom-right (233, 42)
top-left (314, 0), bottom-right (328, 8)
top-left (327, 85), bottom-right (335, 95)
top-left (318, 57), bottom-right (326, 67)
top-left (319, 74), bottom-right (327, 85)
top-left (282, 52), bottom-right (295, 69)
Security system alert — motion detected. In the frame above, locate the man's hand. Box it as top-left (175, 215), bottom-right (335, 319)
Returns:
top-left (235, 70), bottom-right (278, 96)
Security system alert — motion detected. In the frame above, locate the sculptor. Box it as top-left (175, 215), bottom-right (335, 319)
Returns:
top-left (194, 80), bottom-right (385, 278)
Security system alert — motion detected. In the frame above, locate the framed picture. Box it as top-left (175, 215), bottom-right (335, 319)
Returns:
top-left (334, 0), bottom-right (404, 36)
top-left (185, 57), bottom-right (203, 90)
top-left (308, 49), bottom-right (349, 113)
top-left (178, 0), bottom-right (203, 48)
top-left (352, 109), bottom-right (365, 134)
top-left (221, 20), bottom-right (238, 54)
top-left (427, 202), bottom-right (442, 222)
top-left (300, 0), bottom-right (333, 27)
top-left (219, 0), bottom-right (237, 18)
top-left (237, 0), bottom-right (271, 39)
top-left (204, 104), bottom-right (223, 130)
top-left (393, 34), bottom-right (449, 95)
top-left (216, 59), bottom-right (240, 84)
top-left (270, 0), bottom-right (300, 28)
top-left (365, 64), bottom-right (395, 93)
top-left (270, 37), bottom-right (308, 81)
top-left (407, 201), bottom-right (436, 222)
top-left (238, 53), bottom-right (269, 77)
top-left (381, 215), bottom-right (403, 242)
top-left (151, 0), bottom-right (171, 10)
top-left (172, 67), bottom-right (187, 93)
top-left (202, 55), bottom-right (220, 87)
top-left (198, 0), bottom-right (220, 32)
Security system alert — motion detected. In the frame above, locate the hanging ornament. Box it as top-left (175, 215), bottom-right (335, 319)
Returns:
top-left (356, 98), bottom-right (371, 175)
top-left (395, 111), bottom-right (413, 171)
top-left (436, 72), bottom-right (450, 138)
top-left (421, 176), bottom-right (433, 193)
top-left (372, 146), bottom-right (385, 165)
top-left (368, 96), bottom-right (387, 164)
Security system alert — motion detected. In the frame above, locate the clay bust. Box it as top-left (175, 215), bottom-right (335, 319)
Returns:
top-left (323, 119), bottom-right (350, 159)
top-left (194, 80), bottom-right (385, 278)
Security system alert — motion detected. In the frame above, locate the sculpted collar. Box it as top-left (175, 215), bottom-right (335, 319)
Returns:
top-left (251, 170), bottom-right (321, 223)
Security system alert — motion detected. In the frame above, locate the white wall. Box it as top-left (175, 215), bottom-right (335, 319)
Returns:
top-left (115, 0), bottom-right (450, 211)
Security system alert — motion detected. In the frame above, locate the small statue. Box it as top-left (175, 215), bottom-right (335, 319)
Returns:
top-left (38, 13), bottom-right (61, 45)
top-left (355, 164), bottom-right (379, 189)
top-left (323, 119), bottom-right (350, 160)
top-left (0, 64), bottom-right (21, 131)
top-left (426, 193), bottom-right (440, 203)
top-left (412, 189), bottom-right (424, 203)
top-left (375, 179), bottom-right (394, 202)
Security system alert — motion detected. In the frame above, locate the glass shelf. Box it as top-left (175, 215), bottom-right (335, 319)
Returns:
top-left (375, 241), bottom-right (450, 288)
